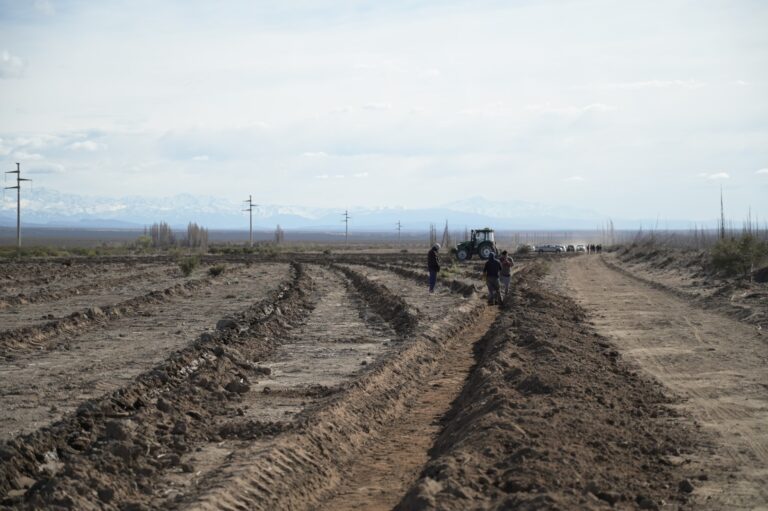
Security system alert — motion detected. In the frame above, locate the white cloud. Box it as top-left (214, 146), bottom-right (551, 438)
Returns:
top-left (27, 162), bottom-right (65, 174)
top-left (12, 151), bottom-right (44, 160)
top-left (526, 103), bottom-right (615, 116)
top-left (363, 103), bottom-right (392, 111)
top-left (420, 68), bottom-right (441, 78)
top-left (69, 140), bottom-right (106, 151)
top-left (602, 79), bottom-right (706, 90)
top-left (302, 151), bottom-right (328, 158)
top-left (0, 50), bottom-right (26, 79)
top-left (756, 168), bottom-right (768, 175)
top-left (191, 155), bottom-right (209, 161)
top-left (733, 80), bottom-right (750, 86)
top-left (34, 0), bottom-right (56, 16)
top-left (563, 176), bottom-right (585, 182)
top-left (353, 172), bottom-right (369, 178)
top-left (315, 174), bottom-right (329, 179)
top-left (698, 172), bottom-right (729, 180)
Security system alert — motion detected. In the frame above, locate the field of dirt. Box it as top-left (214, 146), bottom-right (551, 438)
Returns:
top-left (606, 244), bottom-right (768, 329)
top-left (0, 251), bottom-right (765, 510)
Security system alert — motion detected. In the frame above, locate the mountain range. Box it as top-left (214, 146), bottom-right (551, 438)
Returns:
top-left (0, 188), bottom-right (678, 231)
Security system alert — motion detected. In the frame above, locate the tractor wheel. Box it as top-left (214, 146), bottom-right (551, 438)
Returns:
top-left (456, 248), bottom-right (469, 261)
top-left (478, 242), bottom-right (494, 260)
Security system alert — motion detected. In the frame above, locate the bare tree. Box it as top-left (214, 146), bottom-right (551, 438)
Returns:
top-left (274, 224), bottom-right (285, 244)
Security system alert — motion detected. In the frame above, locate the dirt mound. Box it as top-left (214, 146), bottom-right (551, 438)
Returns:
top-left (397, 265), bottom-right (699, 510)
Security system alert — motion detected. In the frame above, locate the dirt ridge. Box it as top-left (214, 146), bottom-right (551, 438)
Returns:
top-left (397, 265), bottom-right (699, 510)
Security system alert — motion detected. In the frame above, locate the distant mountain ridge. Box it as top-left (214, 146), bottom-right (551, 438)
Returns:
top-left (0, 188), bottom-right (682, 230)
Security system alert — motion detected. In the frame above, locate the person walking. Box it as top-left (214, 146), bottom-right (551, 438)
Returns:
top-left (483, 252), bottom-right (502, 305)
top-left (499, 250), bottom-right (514, 301)
top-left (427, 243), bottom-right (441, 293)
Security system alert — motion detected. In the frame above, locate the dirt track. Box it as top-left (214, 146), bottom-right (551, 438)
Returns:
top-left (560, 255), bottom-right (768, 509)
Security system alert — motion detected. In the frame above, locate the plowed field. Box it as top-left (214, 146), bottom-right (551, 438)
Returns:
top-left (0, 253), bottom-right (764, 510)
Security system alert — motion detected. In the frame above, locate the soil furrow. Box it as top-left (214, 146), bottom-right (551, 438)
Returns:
top-left (315, 306), bottom-right (498, 511)
top-left (0, 265), bottom-right (173, 309)
top-left (398, 264), bottom-right (699, 510)
top-left (0, 263), bottom-right (292, 441)
top-left (179, 289), bottom-right (484, 511)
top-left (0, 263), bottom-right (314, 508)
top-left (0, 263), bottom-right (270, 355)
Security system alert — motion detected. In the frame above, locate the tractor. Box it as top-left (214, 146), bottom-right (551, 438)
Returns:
top-left (455, 228), bottom-right (498, 261)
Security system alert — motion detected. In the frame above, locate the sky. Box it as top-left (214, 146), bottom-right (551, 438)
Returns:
top-left (1, 0), bottom-right (767, 223)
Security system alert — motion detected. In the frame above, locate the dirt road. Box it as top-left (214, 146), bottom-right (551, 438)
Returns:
top-left (561, 255), bottom-right (768, 509)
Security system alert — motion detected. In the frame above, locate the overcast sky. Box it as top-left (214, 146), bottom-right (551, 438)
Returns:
top-left (1, 0), bottom-right (766, 222)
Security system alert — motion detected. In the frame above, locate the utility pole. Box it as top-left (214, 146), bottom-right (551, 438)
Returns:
top-left (342, 210), bottom-right (351, 245)
top-left (5, 163), bottom-right (31, 255)
top-left (243, 195), bottom-right (256, 247)
top-left (396, 221), bottom-right (402, 244)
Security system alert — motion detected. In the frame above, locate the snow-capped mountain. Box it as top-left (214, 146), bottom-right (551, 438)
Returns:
top-left (0, 188), bottom-right (639, 230)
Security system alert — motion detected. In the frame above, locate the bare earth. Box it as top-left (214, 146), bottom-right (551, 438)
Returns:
top-left (559, 255), bottom-right (768, 510)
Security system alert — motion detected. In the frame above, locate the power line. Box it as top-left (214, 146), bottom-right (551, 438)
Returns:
top-left (5, 163), bottom-right (32, 255)
top-left (243, 195), bottom-right (257, 247)
top-left (396, 221), bottom-right (402, 244)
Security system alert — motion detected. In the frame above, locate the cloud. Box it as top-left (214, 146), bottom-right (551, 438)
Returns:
top-left (12, 151), bottom-right (44, 160)
top-left (315, 174), bottom-right (329, 179)
top-left (26, 162), bottom-right (65, 174)
top-left (420, 68), bottom-right (441, 78)
top-left (698, 172), bottom-right (729, 180)
top-left (0, 50), bottom-right (26, 79)
top-left (302, 151), bottom-right (328, 158)
top-left (191, 155), bottom-right (209, 161)
top-left (563, 176), bottom-right (585, 182)
top-left (756, 168), bottom-right (768, 175)
top-left (69, 140), bottom-right (106, 151)
top-left (353, 172), bottom-right (369, 178)
top-left (601, 79), bottom-right (706, 90)
top-left (363, 103), bottom-right (392, 111)
top-left (34, 0), bottom-right (56, 15)
top-left (526, 103), bottom-right (615, 116)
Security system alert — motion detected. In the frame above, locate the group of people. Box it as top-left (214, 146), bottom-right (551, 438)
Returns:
top-left (427, 244), bottom-right (514, 306)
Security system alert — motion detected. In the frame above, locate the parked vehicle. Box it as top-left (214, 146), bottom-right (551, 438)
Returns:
top-left (536, 244), bottom-right (564, 253)
top-left (576, 244), bottom-right (586, 252)
top-left (566, 244), bottom-right (575, 252)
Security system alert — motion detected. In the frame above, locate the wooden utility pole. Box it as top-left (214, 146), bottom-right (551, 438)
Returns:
top-left (5, 163), bottom-right (31, 255)
top-left (243, 195), bottom-right (256, 247)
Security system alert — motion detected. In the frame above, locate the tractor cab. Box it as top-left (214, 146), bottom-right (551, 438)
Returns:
top-left (472, 229), bottom-right (495, 244)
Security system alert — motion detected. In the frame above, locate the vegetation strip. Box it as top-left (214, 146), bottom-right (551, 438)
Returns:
top-left (397, 265), bottom-right (699, 510)
top-left (0, 263), bottom-right (313, 507)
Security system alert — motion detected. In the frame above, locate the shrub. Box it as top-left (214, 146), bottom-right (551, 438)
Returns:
top-left (208, 264), bottom-right (226, 277)
top-left (178, 255), bottom-right (200, 277)
top-left (710, 234), bottom-right (768, 278)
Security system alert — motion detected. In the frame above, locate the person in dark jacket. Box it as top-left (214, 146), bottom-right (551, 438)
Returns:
top-left (427, 243), bottom-right (441, 293)
top-left (483, 252), bottom-right (502, 305)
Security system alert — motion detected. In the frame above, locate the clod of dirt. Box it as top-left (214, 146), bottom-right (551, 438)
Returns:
top-left (98, 487), bottom-right (115, 502)
top-left (678, 478), bottom-right (694, 493)
top-left (225, 379), bottom-right (250, 394)
top-left (216, 318), bottom-right (240, 331)
top-left (105, 420), bottom-right (132, 441)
